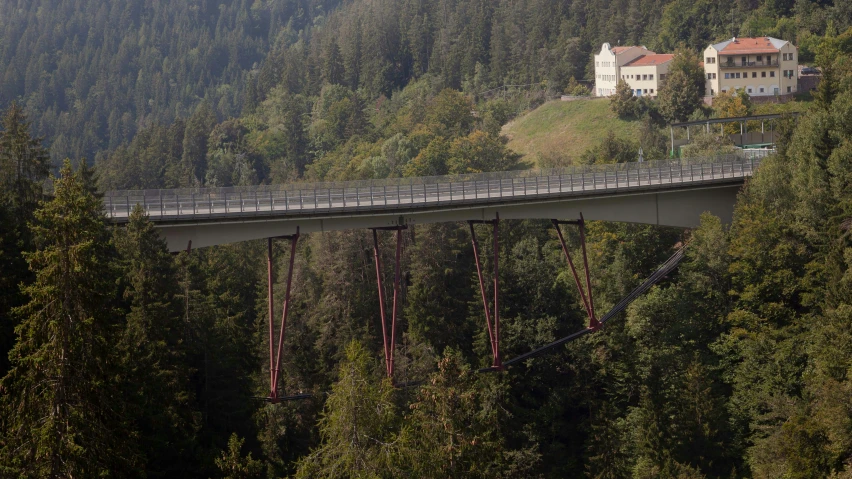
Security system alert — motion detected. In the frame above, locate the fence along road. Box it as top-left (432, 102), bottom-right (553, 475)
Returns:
top-left (104, 154), bottom-right (766, 251)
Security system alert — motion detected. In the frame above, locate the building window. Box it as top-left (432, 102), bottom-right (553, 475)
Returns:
top-left (748, 88), bottom-right (752, 93)
top-left (770, 71), bottom-right (776, 77)
top-left (650, 89), bottom-right (654, 93)
top-left (642, 74), bottom-right (647, 80)
top-left (711, 89), bottom-right (715, 95)
top-left (762, 71), bottom-right (766, 77)
top-left (725, 73), bottom-right (731, 79)
top-left (760, 87), bottom-right (764, 93)
top-left (643, 89), bottom-right (648, 94)
top-left (649, 74), bottom-right (654, 80)
top-left (752, 72), bottom-right (757, 78)
top-left (721, 89), bottom-right (727, 93)
top-left (757, 55), bottom-right (763, 62)
top-left (787, 86), bottom-right (792, 92)
top-left (713, 73), bottom-right (717, 79)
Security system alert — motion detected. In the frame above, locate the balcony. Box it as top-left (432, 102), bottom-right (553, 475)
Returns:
top-left (720, 60), bottom-right (779, 68)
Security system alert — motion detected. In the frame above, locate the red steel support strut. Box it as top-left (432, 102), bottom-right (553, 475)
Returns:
top-left (468, 213), bottom-right (502, 369)
top-left (552, 215), bottom-right (601, 331)
top-left (268, 227), bottom-right (300, 403)
top-left (371, 225), bottom-right (407, 381)
top-left (267, 238), bottom-right (275, 394)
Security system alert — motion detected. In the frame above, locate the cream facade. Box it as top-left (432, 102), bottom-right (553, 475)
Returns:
top-left (594, 43), bottom-right (649, 97)
top-left (619, 54), bottom-right (673, 97)
top-left (703, 37), bottom-right (798, 97)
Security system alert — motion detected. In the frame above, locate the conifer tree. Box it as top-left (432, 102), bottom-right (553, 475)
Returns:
top-left (0, 102), bottom-right (50, 221)
top-left (114, 205), bottom-right (198, 477)
top-left (610, 80), bottom-right (639, 118)
top-left (216, 433), bottom-right (263, 479)
top-left (0, 102), bottom-right (50, 377)
top-left (294, 341), bottom-right (403, 478)
top-left (0, 160), bottom-right (140, 477)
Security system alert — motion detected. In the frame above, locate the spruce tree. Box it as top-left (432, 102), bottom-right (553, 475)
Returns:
top-left (293, 341), bottom-right (403, 478)
top-left (0, 102), bottom-right (50, 222)
top-left (0, 160), bottom-right (140, 477)
top-left (114, 205), bottom-right (198, 477)
top-left (0, 102), bottom-right (50, 377)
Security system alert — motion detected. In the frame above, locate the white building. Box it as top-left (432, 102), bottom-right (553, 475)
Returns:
top-left (594, 43), bottom-right (650, 97)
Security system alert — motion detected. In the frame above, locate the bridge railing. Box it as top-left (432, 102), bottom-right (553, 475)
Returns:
top-left (103, 153), bottom-right (766, 222)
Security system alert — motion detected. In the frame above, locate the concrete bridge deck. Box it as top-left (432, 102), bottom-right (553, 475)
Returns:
top-left (104, 154), bottom-right (764, 251)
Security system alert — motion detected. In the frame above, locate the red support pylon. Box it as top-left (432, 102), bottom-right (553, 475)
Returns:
top-left (552, 216), bottom-right (600, 331)
top-left (468, 213), bottom-right (502, 370)
top-left (371, 226), bottom-right (407, 381)
top-left (267, 227), bottom-right (300, 403)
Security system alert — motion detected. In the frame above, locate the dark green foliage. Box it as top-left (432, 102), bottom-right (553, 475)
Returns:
top-left (113, 206), bottom-right (199, 477)
top-left (293, 342), bottom-right (403, 478)
top-left (611, 80), bottom-right (640, 118)
top-left (0, 103), bottom-right (49, 377)
top-left (216, 434), bottom-right (264, 479)
top-left (0, 103), bottom-right (50, 221)
top-left (0, 0), bottom-right (341, 164)
top-left (0, 160), bottom-right (140, 477)
top-left (658, 70), bottom-right (703, 123)
top-left (2, 3), bottom-right (852, 477)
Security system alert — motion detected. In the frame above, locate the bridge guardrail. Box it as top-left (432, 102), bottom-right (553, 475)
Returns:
top-left (103, 152), bottom-right (767, 222)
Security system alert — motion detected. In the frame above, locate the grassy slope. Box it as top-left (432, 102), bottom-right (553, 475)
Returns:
top-left (501, 98), bottom-right (642, 164)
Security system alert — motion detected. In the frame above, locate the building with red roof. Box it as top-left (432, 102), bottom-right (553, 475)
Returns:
top-left (703, 37), bottom-right (798, 97)
top-left (594, 43), bottom-right (653, 97)
top-left (594, 44), bottom-right (675, 98)
top-left (620, 54), bottom-right (675, 97)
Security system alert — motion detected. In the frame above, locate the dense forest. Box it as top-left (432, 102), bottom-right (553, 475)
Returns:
top-left (1, 0), bottom-right (849, 169)
top-left (1, 0), bottom-right (852, 477)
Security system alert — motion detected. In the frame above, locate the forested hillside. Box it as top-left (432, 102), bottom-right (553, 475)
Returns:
top-left (2, 0), bottom-right (849, 170)
top-left (0, 0), bottom-right (342, 164)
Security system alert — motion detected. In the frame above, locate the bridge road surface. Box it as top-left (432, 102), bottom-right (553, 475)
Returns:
top-left (103, 154), bottom-right (765, 251)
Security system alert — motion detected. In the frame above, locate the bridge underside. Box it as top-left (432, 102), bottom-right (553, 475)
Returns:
top-left (156, 184), bottom-right (741, 251)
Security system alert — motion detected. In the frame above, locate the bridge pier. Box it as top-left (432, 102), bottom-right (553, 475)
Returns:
top-left (267, 227), bottom-right (300, 403)
top-left (371, 225), bottom-right (407, 382)
top-left (552, 214), bottom-right (601, 331)
top-left (469, 213), bottom-right (502, 370)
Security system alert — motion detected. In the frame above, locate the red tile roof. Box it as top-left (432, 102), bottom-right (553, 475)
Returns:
top-left (623, 54), bottom-right (675, 67)
top-left (721, 37), bottom-right (780, 54)
top-left (611, 46), bottom-right (634, 54)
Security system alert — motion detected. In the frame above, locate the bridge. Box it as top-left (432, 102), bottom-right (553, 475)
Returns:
top-left (103, 153), bottom-right (764, 402)
top-left (104, 154), bottom-right (763, 252)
